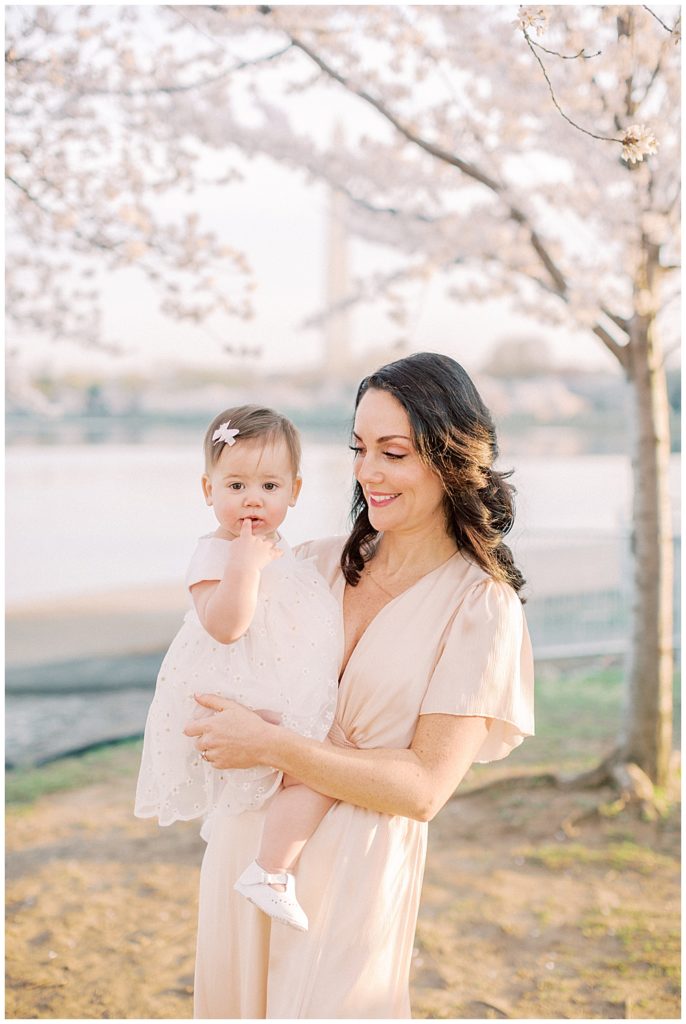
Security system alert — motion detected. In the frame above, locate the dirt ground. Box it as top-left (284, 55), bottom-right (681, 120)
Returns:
top-left (5, 747), bottom-right (680, 1022)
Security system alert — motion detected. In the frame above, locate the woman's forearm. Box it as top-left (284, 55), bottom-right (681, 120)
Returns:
top-left (187, 696), bottom-right (491, 822)
top-left (258, 714), bottom-right (490, 822)
top-left (265, 725), bottom-right (430, 819)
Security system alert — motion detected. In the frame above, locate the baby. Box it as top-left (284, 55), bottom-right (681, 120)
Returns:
top-left (135, 405), bottom-right (341, 931)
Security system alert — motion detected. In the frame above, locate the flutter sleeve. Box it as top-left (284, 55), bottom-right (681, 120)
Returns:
top-left (420, 577), bottom-right (535, 762)
top-left (184, 536), bottom-right (231, 590)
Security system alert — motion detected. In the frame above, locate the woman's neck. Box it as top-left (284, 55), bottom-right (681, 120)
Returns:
top-left (370, 524), bottom-right (458, 578)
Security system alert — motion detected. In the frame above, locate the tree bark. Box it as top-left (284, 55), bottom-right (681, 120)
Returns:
top-left (620, 239), bottom-right (674, 787)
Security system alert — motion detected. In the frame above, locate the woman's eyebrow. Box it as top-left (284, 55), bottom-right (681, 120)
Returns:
top-left (352, 431), bottom-right (411, 443)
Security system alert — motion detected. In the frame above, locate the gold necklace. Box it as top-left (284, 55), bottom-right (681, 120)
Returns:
top-left (365, 568), bottom-right (397, 598)
top-left (365, 549), bottom-right (458, 599)
top-left (365, 565), bottom-right (426, 599)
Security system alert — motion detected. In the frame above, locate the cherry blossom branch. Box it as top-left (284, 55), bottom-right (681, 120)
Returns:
top-left (285, 33), bottom-right (503, 193)
top-left (74, 44), bottom-right (294, 98)
top-left (277, 29), bottom-right (574, 303)
top-left (327, 182), bottom-right (631, 367)
top-left (7, 175), bottom-right (121, 254)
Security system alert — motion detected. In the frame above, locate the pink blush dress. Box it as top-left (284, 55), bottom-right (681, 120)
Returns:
top-left (193, 536), bottom-right (535, 1019)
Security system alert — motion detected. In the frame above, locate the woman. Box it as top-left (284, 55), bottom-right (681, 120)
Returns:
top-left (185, 352), bottom-right (534, 1019)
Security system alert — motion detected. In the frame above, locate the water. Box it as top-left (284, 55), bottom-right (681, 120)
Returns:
top-left (5, 439), bottom-right (680, 766)
top-left (6, 441), bottom-right (353, 605)
top-left (6, 441), bottom-right (681, 605)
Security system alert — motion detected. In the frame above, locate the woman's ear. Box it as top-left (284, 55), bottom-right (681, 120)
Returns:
top-left (289, 476), bottom-right (303, 507)
top-left (201, 474), bottom-right (213, 506)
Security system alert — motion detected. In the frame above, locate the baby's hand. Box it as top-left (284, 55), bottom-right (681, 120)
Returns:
top-left (229, 518), bottom-right (283, 572)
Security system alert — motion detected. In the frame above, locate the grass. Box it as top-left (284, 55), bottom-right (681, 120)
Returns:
top-left (584, 907), bottom-right (681, 982)
top-left (5, 737), bottom-right (143, 806)
top-left (520, 839), bottom-right (677, 874)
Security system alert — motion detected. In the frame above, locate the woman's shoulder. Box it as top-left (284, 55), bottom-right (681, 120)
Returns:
top-left (450, 552), bottom-right (524, 622)
top-left (293, 535), bottom-right (347, 585)
top-left (294, 534), bottom-right (346, 558)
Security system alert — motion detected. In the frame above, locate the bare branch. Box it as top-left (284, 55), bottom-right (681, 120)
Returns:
top-left (642, 6), bottom-right (679, 33)
top-left (601, 307), bottom-right (631, 335)
top-left (634, 57), bottom-right (663, 108)
top-left (522, 29), bottom-right (621, 145)
top-left (335, 183), bottom-right (439, 224)
top-left (530, 39), bottom-right (601, 61)
top-left (592, 322), bottom-right (630, 368)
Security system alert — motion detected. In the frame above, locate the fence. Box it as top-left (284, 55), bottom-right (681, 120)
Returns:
top-left (519, 532), bottom-right (681, 661)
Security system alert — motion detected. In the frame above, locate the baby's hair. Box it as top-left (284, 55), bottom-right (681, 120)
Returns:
top-left (203, 405), bottom-right (302, 477)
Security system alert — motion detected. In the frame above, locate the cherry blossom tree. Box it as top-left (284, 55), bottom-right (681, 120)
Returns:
top-left (5, 4), bottom-right (256, 350)
top-left (5, 4), bottom-right (681, 789)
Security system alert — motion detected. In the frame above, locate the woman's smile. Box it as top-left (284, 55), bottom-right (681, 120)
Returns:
top-left (367, 491), bottom-right (400, 507)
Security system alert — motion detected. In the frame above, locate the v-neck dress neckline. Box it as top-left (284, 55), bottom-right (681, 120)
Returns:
top-left (336, 548), bottom-right (460, 681)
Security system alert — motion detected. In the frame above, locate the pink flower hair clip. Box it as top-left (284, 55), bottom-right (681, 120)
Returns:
top-left (212, 421), bottom-right (240, 446)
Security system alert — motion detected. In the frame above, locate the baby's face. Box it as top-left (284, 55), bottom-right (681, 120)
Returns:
top-left (202, 437), bottom-right (301, 540)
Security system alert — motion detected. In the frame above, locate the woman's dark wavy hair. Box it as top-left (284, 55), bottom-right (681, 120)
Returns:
top-left (341, 351), bottom-right (526, 600)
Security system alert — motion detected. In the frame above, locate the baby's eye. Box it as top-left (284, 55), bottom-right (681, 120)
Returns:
top-left (263, 482), bottom-right (278, 491)
top-left (228, 482), bottom-right (244, 490)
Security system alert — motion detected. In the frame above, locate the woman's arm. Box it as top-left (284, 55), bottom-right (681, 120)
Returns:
top-left (185, 695), bottom-right (491, 821)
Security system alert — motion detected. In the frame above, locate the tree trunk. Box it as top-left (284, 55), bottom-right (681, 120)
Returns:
top-left (619, 240), bottom-right (674, 787)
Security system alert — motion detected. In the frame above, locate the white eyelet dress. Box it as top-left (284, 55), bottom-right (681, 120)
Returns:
top-left (134, 534), bottom-right (341, 837)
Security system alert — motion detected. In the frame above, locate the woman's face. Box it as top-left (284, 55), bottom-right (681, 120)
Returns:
top-left (352, 388), bottom-right (446, 536)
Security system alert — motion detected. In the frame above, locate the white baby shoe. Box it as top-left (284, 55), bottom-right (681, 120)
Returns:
top-left (234, 859), bottom-right (309, 932)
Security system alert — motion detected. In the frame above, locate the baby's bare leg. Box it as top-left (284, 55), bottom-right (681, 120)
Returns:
top-left (258, 780), bottom-right (335, 877)
top-left (257, 736), bottom-right (336, 883)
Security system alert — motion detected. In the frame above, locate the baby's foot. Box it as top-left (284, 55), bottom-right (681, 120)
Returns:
top-left (234, 859), bottom-right (308, 932)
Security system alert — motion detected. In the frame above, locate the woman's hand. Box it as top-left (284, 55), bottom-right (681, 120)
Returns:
top-left (184, 693), bottom-right (273, 769)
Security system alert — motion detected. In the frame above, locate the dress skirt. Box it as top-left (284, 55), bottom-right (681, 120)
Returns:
top-left (194, 797), bottom-right (427, 1019)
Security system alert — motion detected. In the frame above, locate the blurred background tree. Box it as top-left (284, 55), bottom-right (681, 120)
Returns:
top-left (5, 4), bottom-right (681, 788)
